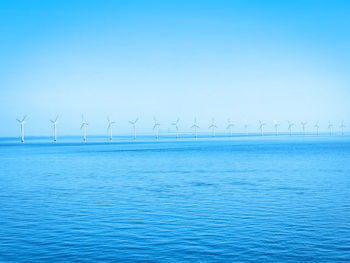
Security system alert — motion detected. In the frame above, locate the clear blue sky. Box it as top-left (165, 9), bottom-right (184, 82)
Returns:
top-left (0, 0), bottom-right (349, 136)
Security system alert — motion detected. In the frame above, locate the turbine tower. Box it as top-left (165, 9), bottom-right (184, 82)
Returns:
top-left (208, 118), bottom-right (217, 137)
top-left (301, 121), bottom-right (308, 136)
top-left (288, 121), bottom-right (295, 136)
top-left (274, 120), bottom-right (279, 136)
top-left (314, 121), bottom-right (320, 136)
top-left (191, 118), bottom-right (200, 139)
top-left (16, 115), bottom-right (27, 143)
top-left (328, 121), bottom-right (333, 136)
top-left (340, 121), bottom-right (346, 136)
top-left (227, 118), bottom-right (234, 137)
top-left (172, 118), bottom-right (180, 139)
top-left (258, 120), bottom-right (266, 136)
top-left (153, 117), bottom-right (160, 140)
top-left (50, 115), bottom-right (58, 142)
top-left (129, 118), bottom-right (138, 141)
top-left (80, 115), bottom-right (88, 142)
top-left (107, 117), bottom-right (116, 142)
top-left (244, 120), bottom-right (248, 136)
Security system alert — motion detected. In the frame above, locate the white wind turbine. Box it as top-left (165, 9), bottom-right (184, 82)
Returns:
top-left (258, 120), bottom-right (266, 136)
top-left (340, 121), bottom-right (346, 136)
top-left (172, 118), bottom-right (180, 139)
top-left (301, 121), bottom-right (308, 136)
top-left (244, 120), bottom-right (248, 136)
top-left (274, 120), bottom-right (279, 136)
top-left (208, 118), bottom-right (218, 137)
top-left (227, 118), bottom-right (234, 137)
top-left (328, 121), bottom-right (333, 136)
top-left (191, 118), bottom-right (200, 139)
top-left (80, 115), bottom-right (88, 142)
top-left (153, 117), bottom-right (160, 140)
top-left (288, 121), bottom-right (295, 136)
top-left (314, 121), bottom-right (320, 136)
top-left (50, 115), bottom-right (58, 142)
top-left (16, 115), bottom-right (27, 143)
top-left (129, 118), bottom-right (138, 141)
top-left (107, 117), bottom-right (116, 142)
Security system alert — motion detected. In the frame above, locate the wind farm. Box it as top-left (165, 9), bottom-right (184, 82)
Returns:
top-left (11, 116), bottom-right (348, 143)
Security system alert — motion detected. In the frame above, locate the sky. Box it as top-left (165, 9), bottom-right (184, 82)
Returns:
top-left (0, 0), bottom-right (349, 137)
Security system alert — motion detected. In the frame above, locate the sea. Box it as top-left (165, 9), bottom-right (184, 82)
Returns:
top-left (0, 134), bottom-right (349, 262)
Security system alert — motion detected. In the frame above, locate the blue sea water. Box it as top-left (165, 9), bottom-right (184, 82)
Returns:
top-left (0, 135), bottom-right (349, 262)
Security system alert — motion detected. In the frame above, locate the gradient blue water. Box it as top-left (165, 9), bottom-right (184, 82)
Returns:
top-left (1, 136), bottom-right (349, 262)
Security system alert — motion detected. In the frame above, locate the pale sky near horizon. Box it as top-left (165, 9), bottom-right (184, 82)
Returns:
top-left (0, 0), bottom-right (349, 136)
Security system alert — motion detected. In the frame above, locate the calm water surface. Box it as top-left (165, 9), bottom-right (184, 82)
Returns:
top-left (0, 136), bottom-right (349, 262)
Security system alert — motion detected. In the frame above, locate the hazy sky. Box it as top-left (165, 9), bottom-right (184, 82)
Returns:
top-left (0, 0), bottom-right (349, 136)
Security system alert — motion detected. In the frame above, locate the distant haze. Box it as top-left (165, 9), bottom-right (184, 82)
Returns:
top-left (0, 0), bottom-right (349, 137)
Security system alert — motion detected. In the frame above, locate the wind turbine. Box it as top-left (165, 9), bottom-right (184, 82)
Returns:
top-left (227, 118), bottom-right (234, 137)
top-left (191, 118), bottom-right (200, 139)
top-left (50, 115), bottom-right (58, 142)
top-left (129, 118), bottom-right (138, 141)
top-left (301, 121), bottom-right (308, 136)
top-left (107, 117), bottom-right (116, 142)
top-left (16, 115), bottom-right (27, 143)
top-left (208, 118), bottom-right (217, 137)
top-left (274, 120), bottom-right (279, 136)
top-left (80, 115), bottom-right (88, 142)
top-left (328, 121), bottom-right (333, 136)
top-left (288, 121), bottom-right (295, 136)
top-left (340, 121), bottom-right (346, 136)
top-left (315, 121), bottom-right (320, 136)
top-left (172, 118), bottom-right (180, 139)
top-left (258, 120), bottom-right (266, 136)
top-left (244, 120), bottom-right (248, 136)
top-left (153, 117), bottom-right (160, 140)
